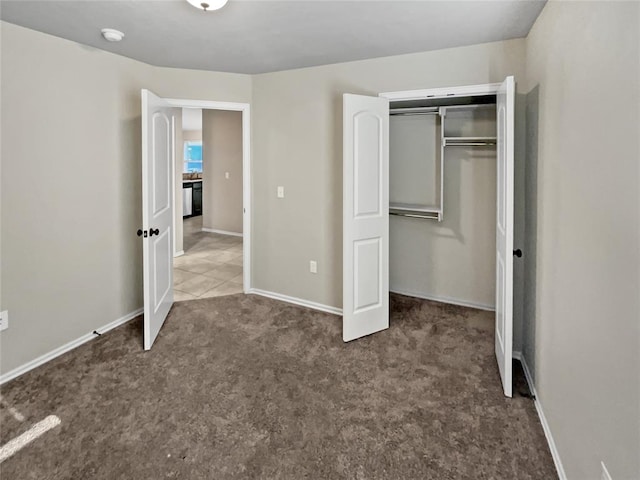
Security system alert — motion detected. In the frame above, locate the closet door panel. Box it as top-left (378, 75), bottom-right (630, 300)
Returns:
top-left (354, 238), bottom-right (382, 312)
top-left (343, 93), bottom-right (389, 342)
top-left (354, 113), bottom-right (382, 217)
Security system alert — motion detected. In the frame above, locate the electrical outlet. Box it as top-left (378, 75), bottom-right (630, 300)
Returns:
top-left (277, 186), bottom-right (285, 198)
top-left (600, 462), bottom-right (612, 480)
top-left (225, 172), bottom-right (230, 179)
top-left (0, 311), bottom-right (8, 332)
top-left (309, 261), bottom-right (317, 274)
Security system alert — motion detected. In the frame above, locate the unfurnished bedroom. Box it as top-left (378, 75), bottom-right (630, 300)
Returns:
top-left (0, 1), bottom-right (638, 480)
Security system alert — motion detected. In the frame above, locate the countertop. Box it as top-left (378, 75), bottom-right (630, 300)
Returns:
top-left (182, 179), bottom-right (203, 184)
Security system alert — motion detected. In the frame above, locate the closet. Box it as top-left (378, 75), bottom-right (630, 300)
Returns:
top-left (389, 96), bottom-right (497, 309)
top-left (342, 78), bottom-right (515, 396)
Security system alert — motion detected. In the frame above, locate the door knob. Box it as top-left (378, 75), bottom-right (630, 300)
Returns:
top-left (513, 249), bottom-right (523, 258)
top-left (149, 228), bottom-right (160, 237)
top-left (137, 229), bottom-right (147, 238)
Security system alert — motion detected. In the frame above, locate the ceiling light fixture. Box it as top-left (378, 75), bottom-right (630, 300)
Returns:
top-left (101, 28), bottom-right (125, 42)
top-left (186, 0), bottom-right (228, 12)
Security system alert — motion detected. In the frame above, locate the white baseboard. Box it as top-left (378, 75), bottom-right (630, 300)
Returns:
top-left (390, 288), bottom-right (495, 311)
top-left (516, 353), bottom-right (567, 480)
top-left (201, 227), bottom-right (243, 238)
top-left (248, 288), bottom-right (492, 318)
top-left (174, 250), bottom-right (185, 258)
top-left (0, 308), bottom-right (143, 385)
top-left (248, 288), bottom-right (342, 316)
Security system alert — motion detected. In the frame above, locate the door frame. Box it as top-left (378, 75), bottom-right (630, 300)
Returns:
top-left (165, 98), bottom-right (252, 293)
top-left (378, 81), bottom-right (516, 393)
top-left (379, 82), bottom-right (502, 102)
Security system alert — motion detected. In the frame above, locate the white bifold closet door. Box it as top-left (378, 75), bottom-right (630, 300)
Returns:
top-left (495, 76), bottom-right (515, 397)
top-left (141, 89), bottom-right (176, 350)
top-left (342, 94), bottom-right (390, 342)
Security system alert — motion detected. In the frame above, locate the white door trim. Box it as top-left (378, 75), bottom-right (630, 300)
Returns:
top-left (379, 80), bottom-right (514, 396)
top-left (164, 98), bottom-right (252, 294)
top-left (379, 82), bottom-right (501, 101)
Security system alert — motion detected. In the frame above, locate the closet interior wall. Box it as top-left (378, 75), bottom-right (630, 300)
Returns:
top-left (389, 99), bottom-right (498, 310)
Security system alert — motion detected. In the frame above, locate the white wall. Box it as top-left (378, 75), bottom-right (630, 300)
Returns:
top-left (523, 2), bottom-right (640, 479)
top-left (251, 38), bottom-right (526, 334)
top-left (0, 22), bottom-right (251, 375)
top-left (182, 108), bottom-right (202, 132)
top-left (202, 110), bottom-right (243, 235)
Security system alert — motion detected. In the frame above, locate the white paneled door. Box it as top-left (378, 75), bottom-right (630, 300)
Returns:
top-left (141, 89), bottom-right (175, 350)
top-left (495, 76), bottom-right (515, 397)
top-left (342, 94), bottom-right (390, 342)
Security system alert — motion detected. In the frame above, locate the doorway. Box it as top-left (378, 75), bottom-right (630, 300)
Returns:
top-left (166, 98), bottom-right (251, 297)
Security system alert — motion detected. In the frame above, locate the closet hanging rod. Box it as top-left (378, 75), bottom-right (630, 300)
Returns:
top-left (444, 142), bottom-right (497, 147)
top-left (390, 112), bottom-right (439, 116)
top-left (443, 137), bottom-right (497, 147)
top-left (389, 211), bottom-right (440, 220)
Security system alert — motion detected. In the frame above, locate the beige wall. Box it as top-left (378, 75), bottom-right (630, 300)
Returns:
top-left (182, 130), bottom-right (202, 142)
top-left (524, 2), bottom-right (640, 479)
top-left (177, 129), bottom-right (202, 254)
top-left (174, 115), bottom-right (184, 255)
top-left (201, 110), bottom-right (243, 234)
top-left (251, 38), bottom-right (526, 332)
top-left (176, 129), bottom-right (203, 254)
top-left (0, 22), bottom-right (251, 375)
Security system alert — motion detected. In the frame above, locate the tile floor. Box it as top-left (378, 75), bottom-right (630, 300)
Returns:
top-left (173, 216), bottom-right (243, 301)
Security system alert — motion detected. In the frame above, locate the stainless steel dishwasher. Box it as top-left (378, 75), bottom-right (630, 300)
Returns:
top-left (183, 183), bottom-right (193, 217)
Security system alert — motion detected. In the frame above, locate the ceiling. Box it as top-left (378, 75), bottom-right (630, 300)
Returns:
top-left (0, 0), bottom-right (546, 74)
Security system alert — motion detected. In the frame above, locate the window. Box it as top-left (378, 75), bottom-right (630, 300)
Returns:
top-left (183, 141), bottom-right (203, 173)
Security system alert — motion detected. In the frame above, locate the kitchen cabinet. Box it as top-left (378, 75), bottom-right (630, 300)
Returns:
top-left (192, 181), bottom-right (202, 216)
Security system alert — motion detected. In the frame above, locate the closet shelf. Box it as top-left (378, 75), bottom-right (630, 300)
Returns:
top-left (440, 104), bottom-right (496, 112)
top-left (389, 203), bottom-right (442, 221)
top-left (443, 136), bottom-right (497, 147)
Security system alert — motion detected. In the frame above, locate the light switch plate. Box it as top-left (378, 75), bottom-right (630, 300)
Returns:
top-left (225, 172), bottom-right (230, 179)
top-left (0, 310), bottom-right (8, 332)
top-left (277, 186), bottom-right (285, 198)
top-left (309, 261), bottom-right (317, 274)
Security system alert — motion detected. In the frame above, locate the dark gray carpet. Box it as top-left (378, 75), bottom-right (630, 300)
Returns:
top-left (0, 293), bottom-right (556, 479)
